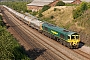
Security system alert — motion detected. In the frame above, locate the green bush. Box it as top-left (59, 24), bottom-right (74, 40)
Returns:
top-left (80, 2), bottom-right (88, 11)
top-left (87, 3), bottom-right (90, 8)
top-left (0, 16), bottom-right (30, 60)
top-left (0, 15), bottom-right (2, 20)
top-left (39, 13), bottom-right (43, 17)
top-left (42, 5), bottom-right (51, 12)
top-left (54, 8), bottom-right (57, 11)
top-left (65, 3), bottom-right (78, 6)
top-left (32, 11), bottom-right (38, 16)
top-left (56, 1), bottom-right (65, 6)
top-left (51, 16), bottom-right (54, 19)
top-left (0, 15), bottom-right (4, 26)
top-left (73, 8), bottom-right (82, 19)
top-left (73, 2), bottom-right (88, 19)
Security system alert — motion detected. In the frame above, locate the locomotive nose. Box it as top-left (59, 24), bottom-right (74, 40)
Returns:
top-left (74, 44), bottom-right (76, 46)
top-left (72, 42), bottom-right (77, 46)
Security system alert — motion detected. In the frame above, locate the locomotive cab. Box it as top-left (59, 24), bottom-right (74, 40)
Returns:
top-left (67, 33), bottom-right (80, 48)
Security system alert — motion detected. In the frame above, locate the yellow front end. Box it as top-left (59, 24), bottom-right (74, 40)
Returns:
top-left (67, 35), bottom-right (80, 48)
top-left (67, 39), bottom-right (80, 46)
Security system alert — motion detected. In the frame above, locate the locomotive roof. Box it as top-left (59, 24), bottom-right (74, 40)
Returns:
top-left (43, 23), bottom-right (76, 35)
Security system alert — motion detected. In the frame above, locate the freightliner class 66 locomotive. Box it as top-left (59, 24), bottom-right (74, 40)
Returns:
top-left (3, 5), bottom-right (80, 48)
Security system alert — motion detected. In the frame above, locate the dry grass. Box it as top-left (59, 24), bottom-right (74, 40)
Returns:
top-left (42, 6), bottom-right (75, 27)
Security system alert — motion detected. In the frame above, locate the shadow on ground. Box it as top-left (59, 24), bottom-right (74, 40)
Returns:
top-left (78, 41), bottom-right (85, 48)
top-left (21, 46), bottom-right (46, 60)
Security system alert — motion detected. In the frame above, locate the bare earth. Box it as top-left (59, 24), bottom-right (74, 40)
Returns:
top-left (79, 46), bottom-right (90, 55)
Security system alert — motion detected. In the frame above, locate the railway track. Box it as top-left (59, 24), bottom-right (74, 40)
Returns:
top-left (73, 49), bottom-right (90, 59)
top-left (2, 7), bottom-right (90, 60)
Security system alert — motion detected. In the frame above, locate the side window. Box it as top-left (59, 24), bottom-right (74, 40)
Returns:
top-left (60, 34), bottom-right (64, 39)
top-left (71, 36), bottom-right (75, 39)
top-left (68, 36), bottom-right (70, 39)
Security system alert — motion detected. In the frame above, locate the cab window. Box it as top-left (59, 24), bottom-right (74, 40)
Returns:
top-left (76, 36), bottom-right (79, 39)
top-left (68, 36), bottom-right (70, 39)
top-left (71, 36), bottom-right (75, 39)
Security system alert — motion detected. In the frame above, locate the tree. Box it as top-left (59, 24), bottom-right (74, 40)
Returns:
top-left (39, 13), bottom-right (43, 17)
top-left (73, 2), bottom-right (88, 19)
top-left (80, 2), bottom-right (88, 11)
top-left (42, 5), bottom-right (51, 12)
top-left (56, 1), bottom-right (65, 6)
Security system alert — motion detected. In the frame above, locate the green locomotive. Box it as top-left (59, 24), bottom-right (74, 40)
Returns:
top-left (42, 23), bottom-right (80, 48)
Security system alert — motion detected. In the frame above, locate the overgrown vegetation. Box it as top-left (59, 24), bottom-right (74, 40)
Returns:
top-left (73, 2), bottom-right (88, 19)
top-left (0, 15), bottom-right (30, 60)
top-left (65, 3), bottom-right (78, 6)
top-left (0, 2), bottom-right (28, 13)
top-left (39, 13), bottom-right (43, 17)
top-left (56, 1), bottom-right (65, 6)
top-left (42, 5), bottom-right (51, 12)
top-left (0, 15), bottom-right (3, 26)
top-left (38, 5), bottom-right (51, 17)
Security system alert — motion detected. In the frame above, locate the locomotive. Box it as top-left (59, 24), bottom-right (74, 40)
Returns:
top-left (2, 5), bottom-right (80, 48)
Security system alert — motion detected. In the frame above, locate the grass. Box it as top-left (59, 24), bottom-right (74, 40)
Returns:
top-left (41, 6), bottom-right (74, 27)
